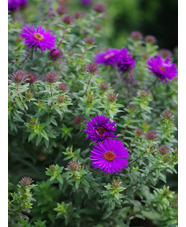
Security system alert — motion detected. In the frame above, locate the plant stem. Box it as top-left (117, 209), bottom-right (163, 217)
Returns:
top-left (83, 75), bottom-right (92, 96)
top-left (57, 26), bottom-right (68, 48)
top-left (19, 47), bottom-right (34, 67)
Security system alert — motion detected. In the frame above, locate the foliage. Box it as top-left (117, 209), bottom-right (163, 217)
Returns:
top-left (8, 1), bottom-right (178, 226)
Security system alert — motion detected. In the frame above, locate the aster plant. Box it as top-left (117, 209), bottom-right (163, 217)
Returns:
top-left (8, 1), bottom-right (178, 227)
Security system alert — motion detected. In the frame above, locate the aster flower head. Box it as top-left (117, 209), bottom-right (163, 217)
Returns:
top-left (117, 47), bottom-right (135, 72)
top-left (49, 48), bottom-right (63, 60)
top-left (147, 55), bottom-right (178, 83)
top-left (43, 72), bottom-right (59, 83)
top-left (90, 139), bottom-right (129, 174)
top-left (84, 114), bottom-right (118, 143)
top-left (20, 24), bottom-right (56, 52)
top-left (62, 15), bottom-right (75, 24)
top-left (93, 4), bottom-right (105, 13)
top-left (94, 48), bottom-right (120, 67)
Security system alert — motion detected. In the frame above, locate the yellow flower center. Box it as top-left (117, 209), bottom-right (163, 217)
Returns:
top-left (33, 33), bottom-right (44, 41)
top-left (104, 53), bottom-right (114, 59)
top-left (104, 151), bottom-right (116, 161)
top-left (159, 66), bottom-right (166, 72)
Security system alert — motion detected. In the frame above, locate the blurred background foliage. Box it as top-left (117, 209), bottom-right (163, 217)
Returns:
top-left (23, 0), bottom-right (178, 51)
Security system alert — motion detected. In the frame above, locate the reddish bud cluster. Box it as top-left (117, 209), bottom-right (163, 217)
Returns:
top-left (43, 72), bottom-right (59, 83)
top-left (130, 31), bottom-right (143, 40)
top-left (145, 130), bottom-right (158, 140)
top-left (93, 4), bottom-right (105, 13)
top-left (62, 15), bottom-right (75, 24)
top-left (85, 63), bottom-right (99, 73)
top-left (158, 145), bottom-right (170, 155)
top-left (100, 82), bottom-right (108, 91)
top-left (67, 161), bottom-right (79, 171)
top-left (83, 37), bottom-right (96, 45)
top-left (145, 35), bottom-right (156, 44)
top-left (49, 48), bottom-right (63, 60)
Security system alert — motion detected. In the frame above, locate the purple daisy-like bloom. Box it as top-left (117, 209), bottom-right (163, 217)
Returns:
top-left (90, 139), bottom-right (129, 174)
top-left (94, 48), bottom-right (120, 67)
top-left (84, 114), bottom-right (118, 143)
top-left (117, 47), bottom-right (135, 72)
top-left (20, 25), bottom-right (56, 52)
top-left (147, 55), bottom-right (178, 83)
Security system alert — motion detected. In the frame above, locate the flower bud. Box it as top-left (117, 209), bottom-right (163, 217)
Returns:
top-left (159, 49), bottom-right (172, 58)
top-left (134, 128), bottom-right (144, 137)
top-left (43, 72), bottom-right (59, 83)
top-left (127, 104), bottom-right (136, 112)
top-left (19, 177), bottom-right (33, 187)
top-left (74, 11), bottom-right (85, 19)
top-left (57, 5), bottom-right (67, 15)
top-left (83, 37), bottom-right (96, 45)
top-left (57, 83), bottom-right (69, 92)
top-left (49, 48), bottom-right (63, 60)
top-left (112, 180), bottom-right (121, 188)
top-left (74, 115), bottom-right (83, 125)
top-left (145, 130), bottom-right (158, 140)
top-left (10, 70), bottom-right (28, 83)
top-left (158, 145), bottom-right (170, 155)
top-left (138, 90), bottom-right (148, 98)
top-left (145, 35), bottom-right (156, 43)
top-left (85, 63), bottom-right (99, 73)
top-left (130, 31), bottom-right (143, 40)
top-left (26, 72), bottom-right (38, 84)
top-left (100, 82), bottom-right (108, 91)
top-left (67, 161), bottom-right (79, 171)
top-left (57, 95), bottom-right (68, 103)
top-left (93, 4), bottom-right (105, 13)
top-left (108, 93), bottom-right (117, 102)
top-left (62, 15), bottom-right (75, 24)
top-left (161, 110), bottom-right (174, 119)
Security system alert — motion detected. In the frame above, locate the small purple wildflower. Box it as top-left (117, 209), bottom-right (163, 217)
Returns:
top-left (84, 114), bottom-right (118, 143)
top-left (147, 55), bottom-right (178, 83)
top-left (90, 139), bottom-right (129, 174)
top-left (20, 25), bottom-right (56, 52)
top-left (94, 49), bottom-right (120, 67)
top-left (117, 47), bottom-right (135, 72)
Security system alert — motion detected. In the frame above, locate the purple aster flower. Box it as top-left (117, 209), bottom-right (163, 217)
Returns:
top-left (147, 55), bottom-right (178, 83)
top-left (84, 114), bottom-right (118, 143)
top-left (80, 0), bottom-right (93, 5)
top-left (8, 0), bottom-right (20, 11)
top-left (90, 139), bottom-right (129, 174)
top-left (94, 49), bottom-right (120, 67)
top-left (20, 25), bottom-right (56, 52)
top-left (117, 47), bottom-right (135, 72)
